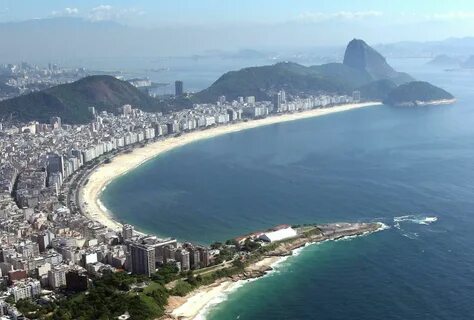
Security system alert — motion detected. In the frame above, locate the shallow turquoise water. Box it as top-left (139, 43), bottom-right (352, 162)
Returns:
top-left (102, 65), bottom-right (474, 319)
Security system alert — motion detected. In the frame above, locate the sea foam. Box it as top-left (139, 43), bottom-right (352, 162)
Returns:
top-left (195, 225), bottom-right (389, 319)
top-left (393, 215), bottom-right (438, 225)
top-left (195, 243), bottom-right (314, 319)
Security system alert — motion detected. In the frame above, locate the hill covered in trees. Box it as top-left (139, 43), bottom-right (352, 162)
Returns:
top-left (0, 75), bottom-right (184, 124)
top-left (383, 81), bottom-right (454, 106)
top-left (194, 39), bottom-right (414, 103)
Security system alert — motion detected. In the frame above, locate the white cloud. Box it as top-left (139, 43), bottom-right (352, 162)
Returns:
top-left (88, 4), bottom-right (144, 22)
top-left (65, 7), bottom-right (79, 15)
top-left (51, 7), bottom-right (79, 17)
top-left (296, 10), bottom-right (383, 23)
top-left (424, 11), bottom-right (474, 21)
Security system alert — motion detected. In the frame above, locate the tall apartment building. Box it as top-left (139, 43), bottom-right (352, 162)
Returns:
top-left (130, 243), bottom-right (155, 276)
top-left (10, 279), bottom-right (41, 302)
top-left (175, 249), bottom-right (190, 272)
top-left (189, 247), bottom-right (201, 269)
top-left (175, 80), bottom-right (183, 96)
top-left (122, 224), bottom-right (134, 240)
top-left (48, 265), bottom-right (67, 289)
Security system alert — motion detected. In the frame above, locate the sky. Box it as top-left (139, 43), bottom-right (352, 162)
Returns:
top-left (1, 0), bottom-right (474, 62)
top-left (2, 0), bottom-right (474, 30)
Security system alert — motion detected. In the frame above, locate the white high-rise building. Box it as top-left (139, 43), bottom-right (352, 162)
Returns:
top-left (10, 279), bottom-right (41, 302)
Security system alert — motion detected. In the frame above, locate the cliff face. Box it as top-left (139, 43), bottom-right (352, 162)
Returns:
top-left (344, 39), bottom-right (395, 78)
top-left (343, 39), bottom-right (413, 84)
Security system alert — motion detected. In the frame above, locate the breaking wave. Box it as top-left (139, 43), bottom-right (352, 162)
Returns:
top-left (195, 224), bottom-right (389, 319)
top-left (394, 215), bottom-right (438, 227)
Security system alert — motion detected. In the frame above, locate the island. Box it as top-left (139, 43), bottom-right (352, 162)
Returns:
top-left (461, 55), bottom-right (474, 69)
top-left (0, 38), bottom-right (455, 125)
top-left (426, 54), bottom-right (461, 68)
top-left (383, 81), bottom-right (456, 106)
top-left (0, 37), bottom-right (449, 320)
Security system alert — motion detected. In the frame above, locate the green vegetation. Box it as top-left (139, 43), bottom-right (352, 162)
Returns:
top-left (15, 299), bottom-right (55, 319)
top-left (194, 61), bottom-right (368, 102)
top-left (302, 227), bottom-right (322, 238)
top-left (170, 263), bottom-right (246, 297)
top-left (0, 40), bottom-right (452, 124)
top-left (170, 279), bottom-right (195, 297)
top-left (357, 79), bottom-right (397, 100)
top-left (214, 245), bottom-right (237, 264)
top-left (0, 75), bottom-right (186, 124)
top-left (150, 262), bottom-right (180, 284)
top-left (194, 39), bottom-right (416, 103)
top-left (23, 271), bottom-right (173, 320)
top-left (51, 272), bottom-right (167, 319)
top-left (242, 238), bottom-right (261, 251)
top-left (384, 81), bottom-right (454, 106)
top-left (14, 226), bottom-right (324, 320)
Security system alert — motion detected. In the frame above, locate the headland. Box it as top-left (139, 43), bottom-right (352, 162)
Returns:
top-left (164, 222), bottom-right (387, 320)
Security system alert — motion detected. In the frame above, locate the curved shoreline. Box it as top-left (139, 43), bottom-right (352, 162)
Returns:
top-left (79, 102), bottom-right (381, 232)
top-left (168, 222), bottom-right (389, 320)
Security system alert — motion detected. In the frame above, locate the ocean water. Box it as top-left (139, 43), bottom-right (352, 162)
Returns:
top-left (101, 62), bottom-right (474, 319)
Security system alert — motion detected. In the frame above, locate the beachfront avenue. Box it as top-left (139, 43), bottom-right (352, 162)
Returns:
top-left (0, 92), bottom-right (380, 318)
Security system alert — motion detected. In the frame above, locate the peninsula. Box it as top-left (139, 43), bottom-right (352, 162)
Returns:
top-left (165, 222), bottom-right (386, 320)
top-left (0, 38), bottom-right (447, 320)
top-left (383, 81), bottom-right (456, 106)
top-left (0, 39), bottom-right (454, 125)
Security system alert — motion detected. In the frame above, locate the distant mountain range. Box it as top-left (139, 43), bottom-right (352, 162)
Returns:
top-left (376, 37), bottom-right (474, 58)
top-left (196, 39), bottom-right (454, 107)
top-left (426, 54), bottom-right (474, 69)
top-left (0, 39), bottom-right (454, 124)
top-left (426, 55), bottom-right (461, 67)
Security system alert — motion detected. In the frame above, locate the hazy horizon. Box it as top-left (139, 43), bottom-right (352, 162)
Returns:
top-left (1, 1), bottom-right (474, 64)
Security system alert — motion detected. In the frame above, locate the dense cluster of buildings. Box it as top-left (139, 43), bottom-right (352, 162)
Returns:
top-left (0, 88), bottom-right (360, 318)
top-left (0, 62), bottom-right (92, 101)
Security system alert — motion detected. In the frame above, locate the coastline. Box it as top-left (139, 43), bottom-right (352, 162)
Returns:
top-left (166, 256), bottom-right (282, 320)
top-left (78, 101), bottom-right (381, 232)
top-left (392, 98), bottom-right (456, 107)
top-left (165, 222), bottom-right (388, 320)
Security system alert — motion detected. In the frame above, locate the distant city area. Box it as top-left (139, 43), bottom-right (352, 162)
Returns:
top-left (0, 62), bottom-right (93, 101)
top-left (0, 62), bottom-right (167, 103)
top-left (0, 76), bottom-right (361, 318)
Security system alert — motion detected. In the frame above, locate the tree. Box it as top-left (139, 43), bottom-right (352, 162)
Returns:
top-left (210, 242), bottom-right (222, 249)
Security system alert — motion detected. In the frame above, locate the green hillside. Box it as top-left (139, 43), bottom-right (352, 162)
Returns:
top-left (194, 39), bottom-right (415, 103)
top-left (384, 81), bottom-right (454, 106)
top-left (357, 79), bottom-right (397, 101)
top-left (0, 75), bottom-right (166, 124)
top-left (194, 61), bottom-right (373, 102)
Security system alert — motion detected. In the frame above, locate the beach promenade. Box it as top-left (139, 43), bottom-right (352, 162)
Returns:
top-left (78, 102), bottom-right (381, 232)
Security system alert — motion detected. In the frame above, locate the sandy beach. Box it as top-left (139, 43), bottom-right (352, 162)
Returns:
top-left (167, 256), bottom-right (282, 320)
top-left (166, 222), bottom-right (387, 320)
top-left (79, 102), bottom-right (381, 232)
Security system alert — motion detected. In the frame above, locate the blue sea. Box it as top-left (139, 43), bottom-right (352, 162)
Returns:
top-left (101, 61), bottom-right (474, 319)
